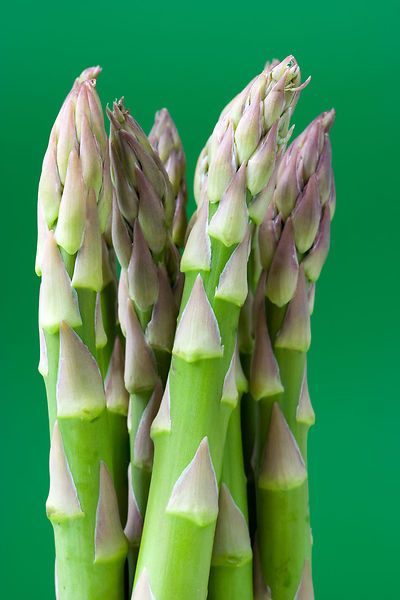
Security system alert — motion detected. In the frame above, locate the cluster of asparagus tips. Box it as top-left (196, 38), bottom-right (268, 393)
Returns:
top-left (36, 57), bottom-right (335, 600)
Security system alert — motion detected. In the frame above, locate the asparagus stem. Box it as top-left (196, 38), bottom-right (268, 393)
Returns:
top-left (36, 67), bottom-right (128, 599)
top-left (133, 57), bottom-right (304, 600)
top-left (253, 111), bottom-right (335, 598)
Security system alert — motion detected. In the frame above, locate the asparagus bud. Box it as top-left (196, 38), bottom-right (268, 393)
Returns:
top-left (149, 109), bottom-right (188, 247)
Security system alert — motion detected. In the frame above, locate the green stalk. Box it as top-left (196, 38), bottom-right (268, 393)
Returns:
top-left (132, 57), bottom-right (304, 600)
top-left (253, 111), bottom-right (336, 599)
top-left (36, 67), bottom-right (128, 599)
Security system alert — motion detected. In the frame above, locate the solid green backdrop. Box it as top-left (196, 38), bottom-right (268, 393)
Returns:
top-left (0, 1), bottom-right (398, 598)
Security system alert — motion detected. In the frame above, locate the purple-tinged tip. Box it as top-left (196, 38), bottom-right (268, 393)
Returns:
top-left (77, 66), bottom-right (102, 83)
top-left (321, 109), bottom-right (336, 132)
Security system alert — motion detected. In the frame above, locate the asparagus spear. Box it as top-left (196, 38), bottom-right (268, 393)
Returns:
top-left (36, 67), bottom-right (128, 599)
top-left (208, 57), bottom-right (308, 600)
top-left (253, 110), bottom-right (335, 599)
top-left (108, 100), bottom-right (179, 579)
top-left (149, 108), bottom-right (188, 248)
top-left (132, 56), bottom-right (305, 600)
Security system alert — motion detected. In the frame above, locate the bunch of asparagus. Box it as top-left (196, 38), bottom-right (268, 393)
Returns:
top-left (36, 56), bottom-right (335, 600)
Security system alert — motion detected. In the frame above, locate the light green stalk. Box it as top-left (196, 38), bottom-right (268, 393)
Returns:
top-left (252, 111), bottom-right (336, 599)
top-left (36, 67), bottom-right (128, 599)
top-left (208, 343), bottom-right (253, 600)
top-left (133, 56), bottom-right (304, 600)
top-left (108, 100), bottom-right (181, 583)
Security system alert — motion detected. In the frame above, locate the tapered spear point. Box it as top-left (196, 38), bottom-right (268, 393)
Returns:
top-left (166, 437), bottom-right (219, 526)
top-left (72, 189), bottom-right (103, 292)
top-left (265, 218), bottom-right (299, 307)
top-left (39, 231), bottom-right (82, 333)
top-left (133, 382), bottom-right (162, 470)
top-left (221, 351), bottom-right (240, 409)
top-left (54, 149), bottom-right (86, 255)
top-left (180, 197), bottom-right (211, 272)
top-left (57, 322), bottom-right (105, 419)
top-left (211, 483), bottom-right (252, 566)
top-left (46, 422), bottom-right (84, 522)
top-left (172, 275), bottom-right (223, 362)
top-left (296, 366), bottom-right (315, 427)
top-left (124, 300), bottom-right (158, 394)
top-left (208, 163), bottom-right (248, 247)
top-left (215, 228), bottom-right (251, 307)
top-left (294, 561), bottom-right (314, 600)
top-left (94, 462), bottom-right (128, 563)
top-left (259, 403), bottom-right (307, 490)
top-left (275, 266), bottom-right (311, 352)
top-left (303, 206), bottom-right (331, 282)
top-left (132, 569), bottom-right (156, 600)
top-left (127, 220), bottom-right (159, 312)
top-left (151, 377), bottom-right (172, 437)
top-left (124, 465), bottom-right (144, 547)
top-left (105, 337), bottom-right (129, 416)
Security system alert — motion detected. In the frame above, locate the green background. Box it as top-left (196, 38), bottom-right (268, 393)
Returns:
top-left (1, 0), bottom-right (398, 597)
